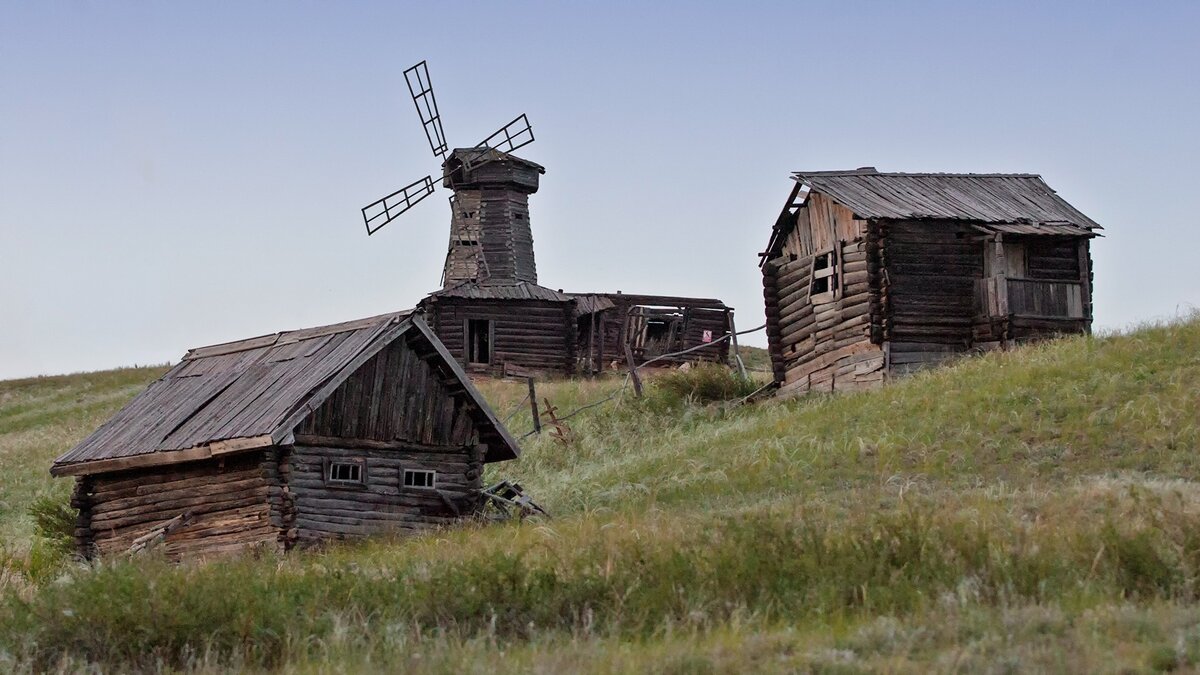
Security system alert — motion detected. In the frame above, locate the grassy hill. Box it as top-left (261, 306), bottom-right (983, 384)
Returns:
top-left (1, 319), bottom-right (1198, 672)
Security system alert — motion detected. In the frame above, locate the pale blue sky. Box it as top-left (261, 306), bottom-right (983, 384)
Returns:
top-left (1, 1), bottom-right (1197, 379)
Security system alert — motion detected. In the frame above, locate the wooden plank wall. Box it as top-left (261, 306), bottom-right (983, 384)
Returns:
top-left (770, 241), bottom-right (883, 396)
top-left (428, 299), bottom-right (576, 375)
top-left (478, 189), bottom-right (537, 284)
top-left (297, 336), bottom-right (481, 447)
top-left (443, 191), bottom-right (484, 284)
top-left (283, 442), bottom-right (483, 544)
top-left (81, 452), bottom-right (276, 559)
top-left (880, 220), bottom-right (980, 373)
top-left (766, 194), bottom-right (880, 396)
top-left (1026, 239), bottom-right (1082, 281)
top-left (781, 193), bottom-right (861, 258)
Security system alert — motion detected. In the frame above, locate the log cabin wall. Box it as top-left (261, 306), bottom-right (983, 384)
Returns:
top-left (284, 328), bottom-right (492, 545)
top-left (878, 220), bottom-right (982, 373)
top-left (426, 298), bottom-right (576, 375)
top-left (295, 334), bottom-right (484, 447)
top-left (765, 193), bottom-right (884, 396)
top-left (281, 442), bottom-right (483, 545)
top-left (79, 451), bottom-right (276, 560)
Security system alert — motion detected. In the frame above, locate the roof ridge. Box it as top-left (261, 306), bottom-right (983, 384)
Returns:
top-left (183, 311), bottom-right (411, 361)
top-left (794, 171), bottom-right (1044, 178)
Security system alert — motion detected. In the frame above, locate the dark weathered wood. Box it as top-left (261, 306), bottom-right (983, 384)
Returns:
top-left (527, 377), bottom-right (541, 434)
top-left (625, 342), bottom-right (644, 397)
top-left (763, 175), bottom-right (1095, 397)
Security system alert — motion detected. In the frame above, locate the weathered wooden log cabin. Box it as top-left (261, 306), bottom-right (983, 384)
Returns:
top-left (419, 148), bottom-right (733, 376)
top-left (51, 311), bottom-right (521, 559)
top-left (760, 169), bottom-right (1099, 396)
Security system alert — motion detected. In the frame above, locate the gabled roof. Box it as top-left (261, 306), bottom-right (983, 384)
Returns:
top-left (51, 312), bottom-right (520, 476)
top-left (427, 280), bottom-right (571, 302)
top-left (792, 169), bottom-right (1100, 233)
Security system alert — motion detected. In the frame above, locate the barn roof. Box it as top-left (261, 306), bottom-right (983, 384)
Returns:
top-left (792, 170), bottom-right (1100, 233)
top-left (427, 280), bottom-right (571, 302)
top-left (51, 312), bottom-right (520, 477)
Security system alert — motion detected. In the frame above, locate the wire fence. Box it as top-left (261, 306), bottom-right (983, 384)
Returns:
top-left (501, 323), bottom-right (769, 441)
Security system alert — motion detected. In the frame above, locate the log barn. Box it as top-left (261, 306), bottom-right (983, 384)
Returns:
top-left (418, 148), bottom-right (733, 377)
top-left (421, 283), bottom-right (734, 377)
top-left (760, 169), bottom-right (1099, 396)
top-left (51, 311), bottom-right (520, 559)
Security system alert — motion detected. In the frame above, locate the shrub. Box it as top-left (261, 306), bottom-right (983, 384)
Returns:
top-left (28, 493), bottom-right (75, 558)
top-left (648, 363), bottom-right (760, 407)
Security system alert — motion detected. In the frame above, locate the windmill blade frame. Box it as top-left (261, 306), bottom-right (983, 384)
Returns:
top-left (404, 60), bottom-right (449, 160)
top-left (362, 175), bottom-right (437, 235)
top-left (462, 114), bottom-right (535, 170)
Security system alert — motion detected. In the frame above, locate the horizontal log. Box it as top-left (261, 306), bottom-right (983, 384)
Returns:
top-left (91, 476), bottom-right (265, 516)
top-left (92, 459), bottom-right (262, 495)
top-left (90, 493), bottom-right (267, 532)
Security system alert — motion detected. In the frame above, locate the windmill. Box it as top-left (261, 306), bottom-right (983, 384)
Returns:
top-left (361, 60), bottom-right (545, 288)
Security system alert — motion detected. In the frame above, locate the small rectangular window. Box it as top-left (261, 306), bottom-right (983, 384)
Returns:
top-left (403, 469), bottom-right (437, 489)
top-left (810, 248), bottom-right (840, 300)
top-left (466, 319), bottom-right (492, 364)
top-left (327, 461), bottom-right (364, 485)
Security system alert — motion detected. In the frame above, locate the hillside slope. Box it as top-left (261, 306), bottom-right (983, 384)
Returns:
top-left (1, 318), bottom-right (1198, 673)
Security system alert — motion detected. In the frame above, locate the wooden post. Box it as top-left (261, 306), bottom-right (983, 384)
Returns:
top-left (624, 342), bottom-right (644, 397)
top-left (727, 309), bottom-right (747, 379)
top-left (527, 377), bottom-right (541, 434)
top-left (1078, 238), bottom-right (1092, 325)
top-left (587, 311), bottom-right (597, 376)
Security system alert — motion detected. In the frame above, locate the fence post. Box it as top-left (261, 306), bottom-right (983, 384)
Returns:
top-left (527, 377), bottom-right (542, 434)
top-left (624, 342), bottom-right (644, 397)
top-left (727, 310), bottom-right (747, 379)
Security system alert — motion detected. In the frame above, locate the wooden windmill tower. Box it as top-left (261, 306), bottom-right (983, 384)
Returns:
top-left (361, 61), bottom-right (545, 288)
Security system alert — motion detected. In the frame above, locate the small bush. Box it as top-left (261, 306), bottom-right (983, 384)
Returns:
top-left (28, 493), bottom-right (75, 558)
top-left (648, 363), bottom-right (760, 407)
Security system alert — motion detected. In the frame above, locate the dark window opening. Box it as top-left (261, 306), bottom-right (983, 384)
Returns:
top-left (811, 249), bottom-right (839, 298)
top-left (645, 319), bottom-right (671, 342)
top-left (327, 461), bottom-right (364, 485)
top-left (467, 319), bottom-right (492, 364)
top-left (404, 469), bottom-right (436, 489)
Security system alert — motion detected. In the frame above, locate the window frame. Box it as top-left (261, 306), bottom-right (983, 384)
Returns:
top-left (809, 246), bottom-right (841, 304)
top-left (403, 468), bottom-right (438, 491)
top-left (465, 318), bottom-right (494, 365)
top-left (323, 458), bottom-right (367, 489)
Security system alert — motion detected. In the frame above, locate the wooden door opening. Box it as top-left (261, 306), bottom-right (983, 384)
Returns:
top-left (466, 319), bottom-right (493, 364)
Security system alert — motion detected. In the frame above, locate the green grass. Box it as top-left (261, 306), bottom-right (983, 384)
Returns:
top-left (1, 318), bottom-right (1199, 672)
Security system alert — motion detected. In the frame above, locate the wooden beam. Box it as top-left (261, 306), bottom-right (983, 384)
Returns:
top-left (50, 435), bottom-right (274, 477)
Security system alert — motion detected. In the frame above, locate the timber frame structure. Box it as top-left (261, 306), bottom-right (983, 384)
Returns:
top-left (418, 149), bottom-right (733, 377)
top-left (761, 169), bottom-right (1099, 396)
top-left (52, 312), bottom-right (521, 559)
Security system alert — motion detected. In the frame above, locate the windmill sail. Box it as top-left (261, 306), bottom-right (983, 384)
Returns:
top-left (462, 114), bottom-right (535, 170)
top-left (404, 61), bottom-right (448, 160)
top-left (362, 175), bottom-right (436, 235)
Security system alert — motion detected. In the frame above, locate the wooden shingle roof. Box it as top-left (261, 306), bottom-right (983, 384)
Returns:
top-left (51, 312), bottom-right (520, 476)
top-left (792, 170), bottom-right (1100, 233)
top-left (427, 281), bottom-right (571, 302)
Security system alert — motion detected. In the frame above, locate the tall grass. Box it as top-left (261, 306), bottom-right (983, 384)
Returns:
top-left (0, 317), bottom-right (1199, 671)
top-left (6, 483), bottom-right (1200, 670)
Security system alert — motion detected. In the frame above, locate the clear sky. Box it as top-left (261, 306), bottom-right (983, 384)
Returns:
top-left (1, 1), bottom-right (1197, 379)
